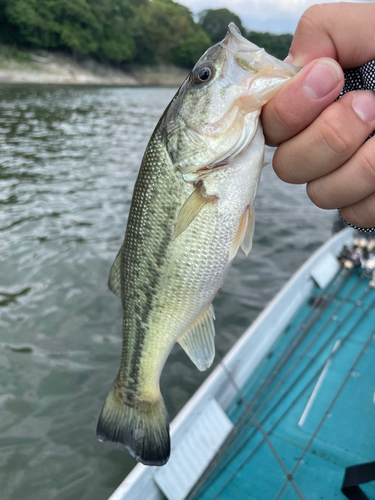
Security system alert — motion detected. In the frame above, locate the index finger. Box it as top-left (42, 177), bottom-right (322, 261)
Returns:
top-left (289, 3), bottom-right (375, 68)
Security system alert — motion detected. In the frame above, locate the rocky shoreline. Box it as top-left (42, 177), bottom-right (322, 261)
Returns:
top-left (0, 50), bottom-right (188, 86)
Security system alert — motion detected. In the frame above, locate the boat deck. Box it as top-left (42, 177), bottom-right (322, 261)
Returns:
top-left (189, 265), bottom-right (375, 500)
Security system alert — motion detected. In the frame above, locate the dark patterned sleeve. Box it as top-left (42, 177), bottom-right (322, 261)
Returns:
top-left (336, 61), bottom-right (375, 232)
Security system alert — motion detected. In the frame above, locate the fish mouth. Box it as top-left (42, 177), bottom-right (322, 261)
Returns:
top-left (226, 22), bottom-right (250, 44)
top-left (221, 23), bottom-right (297, 93)
top-left (221, 23), bottom-right (263, 79)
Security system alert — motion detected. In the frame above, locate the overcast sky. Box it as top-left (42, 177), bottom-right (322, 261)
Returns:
top-left (179, 0), bottom-right (371, 34)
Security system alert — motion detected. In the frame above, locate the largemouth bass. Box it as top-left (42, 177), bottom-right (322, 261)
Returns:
top-left (97, 23), bottom-right (297, 466)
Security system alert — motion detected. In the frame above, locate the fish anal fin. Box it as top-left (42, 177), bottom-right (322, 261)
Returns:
top-left (241, 207), bottom-right (255, 256)
top-left (178, 304), bottom-right (216, 371)
top-left (173, 184), bottom-right (215, 241)
top-left (229, 205), bottom-right (250, 262)
top-left (108, 246), bottom-right (122, 298)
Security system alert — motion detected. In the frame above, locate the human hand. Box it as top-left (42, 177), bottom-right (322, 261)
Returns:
top-left (262, 3), bottom-right (375, 229)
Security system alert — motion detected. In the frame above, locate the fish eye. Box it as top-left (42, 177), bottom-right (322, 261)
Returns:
top-left (192, 63), bottom-right (215, 85)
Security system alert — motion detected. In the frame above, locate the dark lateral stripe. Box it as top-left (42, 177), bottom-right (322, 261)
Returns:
top-left (119, 132), bottom-right (179, 392)
top-left (128, 226), bottom-right (172, 390)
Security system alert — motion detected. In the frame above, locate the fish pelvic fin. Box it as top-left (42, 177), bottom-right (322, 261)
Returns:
top-left (178, 304), bottom-right (216, 371)
top-left (241, 207), bottom-right (255, 256)
top-left (108, 246), bottom-right (122, 299)
top-left (229, 206), bottom-right (255, 261)
top-left (97, 379), bottom-right (170, 466)
top-left (229, 205), bottom-right (249, 262)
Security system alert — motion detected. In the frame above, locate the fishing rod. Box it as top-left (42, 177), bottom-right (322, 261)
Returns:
top-left (274, 322), bottom-right (375, 500)
top-left (238, 266), bottom-right (348, 409)
top-left (211, 291), bottom-right (375, 500)
top-left (196, 269), bottom-right (365, 496)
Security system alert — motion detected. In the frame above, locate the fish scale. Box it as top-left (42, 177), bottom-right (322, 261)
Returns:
top-left (97, 23), bottom-right (298, 466)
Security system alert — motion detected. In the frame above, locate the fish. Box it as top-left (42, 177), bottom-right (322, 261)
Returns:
top-left (96, 23), bottom-right (297, 466)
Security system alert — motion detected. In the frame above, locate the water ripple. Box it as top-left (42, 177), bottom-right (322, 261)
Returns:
top-left (0, 85), bottom-right (334, 500)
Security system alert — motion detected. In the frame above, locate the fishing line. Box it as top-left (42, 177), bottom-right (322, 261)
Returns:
top-left (241, 267), bottom-right (350, 410)
top-left (193, 281), bottom-right (374, 500)
top-left (213, 292), bottom-right (375, 499)
top-left (229, 275), bottom-right (368, 450)
top-left (246, 271), bottom-right (365, 417)
top-left (195, 270), bottom-right (365, 496)
top-left (274, 322), bottom-right (375, 500)
top-left (214, 350), bottom-right (307, 500)
top-left (241, 269), bottom-right (346, 401)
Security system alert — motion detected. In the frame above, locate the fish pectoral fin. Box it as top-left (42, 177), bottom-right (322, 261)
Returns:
top-left (178, 304), bottom-right (216, 371)
top-left (172, 185), bottom-right (213, 240)
top-left (108, 246), bottom-right (122, 298)
top-left (241, 207), bottom-right (255, 256)
top-left (229, 205), bottom-right (251, 262)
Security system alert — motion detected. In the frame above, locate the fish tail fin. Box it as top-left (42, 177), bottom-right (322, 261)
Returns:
top-left (96, 378), bottom-right (170, 466)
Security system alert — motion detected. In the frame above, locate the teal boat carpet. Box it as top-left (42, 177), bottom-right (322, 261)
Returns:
top-left (188, 265), bottom-right (375, 500)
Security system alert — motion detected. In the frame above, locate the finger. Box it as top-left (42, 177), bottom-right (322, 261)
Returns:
top-left (306, 135), bottom-right (375, 210)
top-left (288, 3), bottom-right (375, 68)
top-left (273, 91), bottom-right (375, 184)
top-left (340, 193), bottom-right (375, 229)
top-left (262, 58), bottom-right (343, 147)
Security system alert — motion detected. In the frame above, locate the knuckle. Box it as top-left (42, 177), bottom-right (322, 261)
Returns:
top-left (271, 99), bottom-right (304, 137)
top-left (306, 181), bottom-right (332, 209)
top-left (358, 148), bottom-right (375, 186)
top-left (298, 4), bottom-right (328, 35)
top-left (318, 116), bottom-right (353, 157)
top-left (273, 148), bottom-right (299, 184)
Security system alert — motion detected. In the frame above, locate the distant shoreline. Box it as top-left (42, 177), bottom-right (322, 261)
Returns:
top-left (0, 49), bottom-right (188, 87)
top-left (0, 70), bottom-right (185, 86)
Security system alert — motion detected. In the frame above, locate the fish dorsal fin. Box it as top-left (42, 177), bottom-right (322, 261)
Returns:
top-left (229, 205), bottom-right (250, 262)
top-left (241, 207), bottom-right (255, 256)
top-left (173, 186), bottom-right (212, 240)
top-left (108, 246), bottom-right (122, 298)
top-left (178, 305), bottom-right (216, 371)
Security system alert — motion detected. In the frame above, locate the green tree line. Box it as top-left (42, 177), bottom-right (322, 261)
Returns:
top-left (0, 2), bottom-right (292, 67)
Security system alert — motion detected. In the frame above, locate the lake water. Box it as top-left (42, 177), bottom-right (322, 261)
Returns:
top-left (0, 85), bottom-right (336, 500)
